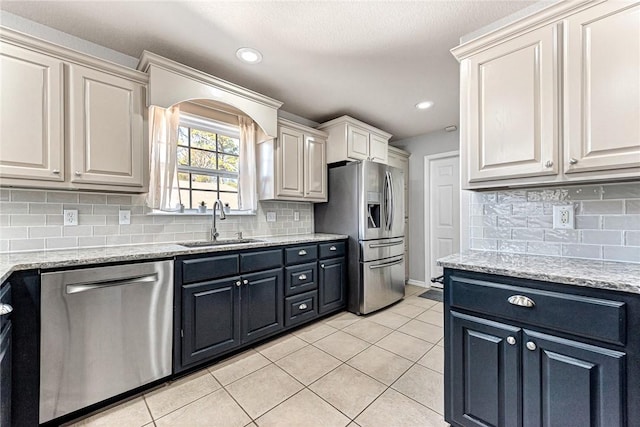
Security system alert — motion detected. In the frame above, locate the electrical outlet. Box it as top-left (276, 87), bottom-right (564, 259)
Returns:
top-left (119, 210), bottom-right (131, 225)
top-left (266, 211), bottom-right (276, 222)
top-left (553, 204), bottom-right (575, 229)
top-left (63, 209), bottom-right (78, 226)
top-left (294, 211), bottom-right (300, 221)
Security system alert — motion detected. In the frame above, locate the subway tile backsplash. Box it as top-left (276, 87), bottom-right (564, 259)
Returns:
top-left (0, 189), bottom-right (313, 253)
top-left (469, 182), bottom-right (640, 263)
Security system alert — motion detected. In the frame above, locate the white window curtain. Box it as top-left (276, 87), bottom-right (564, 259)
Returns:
top-left (238, 116), bottom-right (258, 211)
top-left (146, 105), bottom-right (182, 211)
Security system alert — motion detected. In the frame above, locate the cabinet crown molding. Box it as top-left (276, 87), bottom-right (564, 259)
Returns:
top-left (137, 50), bottom-right (283, 138)
top-left (317, 115), bottom-right (392, 139)
top-left (278, 118), bottom-right (328, 138)
top-left (0, 26), bottom-right (148, 83)
top-left (450, 0), bottom-right (605, 61)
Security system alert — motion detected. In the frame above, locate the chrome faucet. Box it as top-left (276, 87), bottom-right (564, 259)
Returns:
top-left (210, 199), bottom-right (226, 241)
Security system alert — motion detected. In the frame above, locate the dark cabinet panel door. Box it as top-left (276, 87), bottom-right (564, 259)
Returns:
top-left (182, 277), bottom-right (241, 367)
top-left (0, 321), bottom-right (11, 427)
top-left (522, 330), bottom-right (626, 427)
top-left (241, 268), bottom-right (283, 344)
top-left (318, 257), bottom-right (347, 314)
top-left (449, 311), bottom-right (521, 427)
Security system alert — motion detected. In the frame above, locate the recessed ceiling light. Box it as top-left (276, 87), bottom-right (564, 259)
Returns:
top-left (236, 47), bottom-right (262, 64)
top-left (415, 101), bottom-right (434, 110)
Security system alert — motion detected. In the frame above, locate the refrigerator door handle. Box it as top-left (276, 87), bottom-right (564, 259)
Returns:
top-left (369, 258), bottom-right (404, 269)
top-left (388, 171), bottom-right (395, 231)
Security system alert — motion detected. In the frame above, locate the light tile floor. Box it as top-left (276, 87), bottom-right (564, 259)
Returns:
top-left (69, 284), bottom-right (449, 427)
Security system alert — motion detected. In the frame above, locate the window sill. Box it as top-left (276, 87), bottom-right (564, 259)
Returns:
top-left (147, 209), bottom-right (256, 216)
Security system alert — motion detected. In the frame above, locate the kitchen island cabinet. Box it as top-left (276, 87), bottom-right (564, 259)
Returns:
top-left (443, 268), bottom-right (638, 427)
top-left (0, 280), bottom-right (11, 427)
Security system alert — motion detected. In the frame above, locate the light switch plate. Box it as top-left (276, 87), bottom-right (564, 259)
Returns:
top-left (266, 211), bottom-right (276, 222)
top-left (63, 209), bottom-right (78, 226)
top-left (553, 204), bottom-right (575, 229)
top-left (119, 210), bottom-right (131, 225)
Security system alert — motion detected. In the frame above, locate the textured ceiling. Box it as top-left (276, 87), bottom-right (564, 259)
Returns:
top-left (1, 1), bottom-right (538, 140)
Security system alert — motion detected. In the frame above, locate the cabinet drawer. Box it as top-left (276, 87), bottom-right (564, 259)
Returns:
top-left (285, 291), bottom-right (318, 327)
top-left (319, 241), bottom-right (345, 259)
top-left (449, 275), bottom-right (626, 345)
top-left (285, 245), bottom-right (318, 265)
top-left (241, 249), bottom-right (283, 273)
top-left (181, 255), bottom-right (239, 284)
top-left (285, 263), bottom-right (317, 296)
top-left (0, 283), bottom-right (10, 333)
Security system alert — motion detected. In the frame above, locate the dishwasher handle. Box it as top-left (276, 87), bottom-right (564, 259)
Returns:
top-left (66, 273), bottom-right (159, 294)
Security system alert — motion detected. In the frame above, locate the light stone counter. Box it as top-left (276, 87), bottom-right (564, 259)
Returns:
top-left (0, 233), bottom-right (348, 283)
top-left (438, 250), bottom-right (640, 295)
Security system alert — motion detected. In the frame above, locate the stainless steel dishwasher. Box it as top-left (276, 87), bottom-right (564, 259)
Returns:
top-left (39, 261), bottom-right (173, 423)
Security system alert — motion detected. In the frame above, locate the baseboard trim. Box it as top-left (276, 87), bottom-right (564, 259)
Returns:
top-left (407, 279), bottom-right (427, 287)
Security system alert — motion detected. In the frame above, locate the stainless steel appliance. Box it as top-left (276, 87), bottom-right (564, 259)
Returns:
top-left (315, 160), bottom-right (405, 314)
top-left (39, 261), bottom-right (173, 423)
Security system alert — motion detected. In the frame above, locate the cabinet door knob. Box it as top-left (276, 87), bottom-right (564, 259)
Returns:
top-left (320, 264), bottom-right (325, 268)
top-left (235, 280), bottom-right (242, 287)
top-left (569, 158), bottom-right (578, 165)
top-left (0, 304), bottom-right (13, 316)
top-left (298, 274), bottom-right (307, 281)
top-left (329, 246), bottom-right (337, 251)
top-left (298, 250), bottom-right (307, 256)
top-left (508, 295), bottom-right (535, 308)
top-left (544, 160), bottom-right (553, 168)
top-left (298, 303), bottom-right (308, 310)
top-left (506, 336), bottom-right (516, 346)
top-left (243, 279), bottom-right (249, 285)
top-left (52, 169), bottom-right (60, 175)
top-left (526, 341), bottom-right (537, 351)
top-left (74, 171), bottom-right (82, 176)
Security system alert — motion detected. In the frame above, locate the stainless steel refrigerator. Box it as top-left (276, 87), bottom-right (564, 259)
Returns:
top-left (315, 160), bottom-right (405, 315)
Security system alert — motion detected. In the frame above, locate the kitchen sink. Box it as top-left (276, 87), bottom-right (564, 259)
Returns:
top-left (178, 238), bottom-right (263, 248)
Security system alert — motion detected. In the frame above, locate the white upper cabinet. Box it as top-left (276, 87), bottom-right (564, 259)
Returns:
top-left (0, 29), bottom-right (148, 192)
top-left (452, 0), bottom-right (640, 189)
top-left (464, 24), bottom-right (559, 183)
top-left (563, 1), bottom-right (640, 175)
top-left (318, 115), bottom-right (392, 165)
top-left (0, 43), bottom-right (64, 182)
top-left (257, 119), bottom-right (328, 202)
top-left (69, 64), bottom-right (145, 188)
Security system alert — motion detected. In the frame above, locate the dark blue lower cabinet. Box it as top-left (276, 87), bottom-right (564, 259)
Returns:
top-left (318, 257), bottom-right (347, 314)
top-left (182, 277), bottom-right (241, 367)
top-left (240, 268), bottom-right (283, 344)
top-left (0, 321), bottom-right (11, 427)
top-left (522, 330), bottom-right (625, 427)
top-left (448, 311), bottom-right (521, 427)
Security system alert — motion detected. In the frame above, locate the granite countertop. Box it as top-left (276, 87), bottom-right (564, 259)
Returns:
top-left (438, 250), bottom-right (640, 295)
top-left (0, 233), bottom-right (348, 283)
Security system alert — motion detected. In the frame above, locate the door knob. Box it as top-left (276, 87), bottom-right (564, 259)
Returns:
top-left (526, 341), bottom-right (537, 351)
top-left (52, 169), bottom-right (60, 175)
top-left (243, 279), bottom-right (249, 285)
top-left (320, 264), bottom-right (325, 268)
top-left (74, 171), bottom-right (82, 176)
top-left (544, 160), bottom-right (553, 168)
top-left (506, 336), bottom-right (516, 346)
top-left (235, 280), bottom-right (242, 287)
top-left (569, 158), bottom-right (578, 165)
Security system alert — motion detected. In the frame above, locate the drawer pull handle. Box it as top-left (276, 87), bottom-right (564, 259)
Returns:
top-left (298, 274), bottom-right (307, 281)
top-left (506, 336), bottom-right (516, 346)
top-left (329, 246), bottom-right (337, 251)
top-left (508, 295), bottom-right (535, 308)
top-left (526, 341), bottom-right (537, 351)
top-left (0, 304), bottom-right (12, 316)
top-left (298, 303), bottom-right (308, 310)
top-left (298, 250), bottom-right (307, 256)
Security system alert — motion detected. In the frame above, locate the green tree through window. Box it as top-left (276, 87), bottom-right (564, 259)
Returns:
top-left (177, 117), bottom-right (240, 210)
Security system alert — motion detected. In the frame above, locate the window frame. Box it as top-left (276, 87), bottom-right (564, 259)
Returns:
top-left (176, 113), bottom-right (244, 213)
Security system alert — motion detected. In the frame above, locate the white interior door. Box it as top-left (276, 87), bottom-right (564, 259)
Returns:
top-left (425, 152), bottom-right (460, 286)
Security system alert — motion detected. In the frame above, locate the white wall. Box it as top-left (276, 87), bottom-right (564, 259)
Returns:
top-left (391, 129), bottom-right (460, 283)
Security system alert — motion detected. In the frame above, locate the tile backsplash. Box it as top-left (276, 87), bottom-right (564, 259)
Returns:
top-left (469, 182), bottom-right (640, 263)
top-left (0, 189), bottom-right (313, 253)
